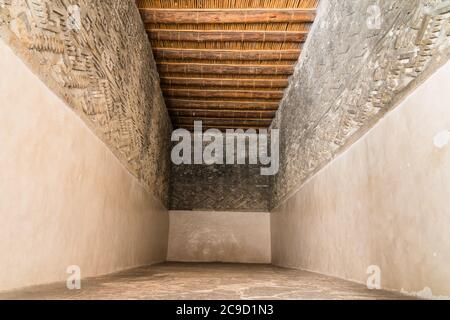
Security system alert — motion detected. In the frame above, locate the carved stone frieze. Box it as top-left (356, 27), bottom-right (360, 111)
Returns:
top-left (271, 0), bottom-right (450, 208)
top-left (0, 0), bottom-right (172, 205)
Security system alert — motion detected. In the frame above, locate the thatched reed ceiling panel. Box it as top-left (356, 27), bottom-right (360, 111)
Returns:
top-left (136, 0), bottom-right (319, 130)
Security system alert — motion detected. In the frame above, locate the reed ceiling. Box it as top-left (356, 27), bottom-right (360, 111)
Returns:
top-left (136, 0), bottom-right (319, 130)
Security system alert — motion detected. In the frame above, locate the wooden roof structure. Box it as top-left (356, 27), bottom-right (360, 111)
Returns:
top-left (137, 0), bottom-right (319, 131)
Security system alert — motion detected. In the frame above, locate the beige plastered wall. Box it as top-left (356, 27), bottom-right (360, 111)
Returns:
top-left (271, 61), bottom-right (450, 298)
top-left (0, 39), bottom-right (169, 292)
top-left (168, 211), bottom-right (271, 264)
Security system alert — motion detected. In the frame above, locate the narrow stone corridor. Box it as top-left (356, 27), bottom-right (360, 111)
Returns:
top-left (0, 263), bottom-right (411, 300)
top-left (1, 0), bottom-right (449, 303)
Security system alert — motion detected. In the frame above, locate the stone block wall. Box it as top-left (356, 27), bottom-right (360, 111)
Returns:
top-left (170, 162), bottom-right (270, 212)
top-left (0, 0), bottom-right (172, 205)
top-left (169, 132), bottom-right (270, 212)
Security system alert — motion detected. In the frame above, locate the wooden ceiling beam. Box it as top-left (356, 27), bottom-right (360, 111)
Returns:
top-left (173, 118), bottom-right (273, 126)
top-left (140, 8), bottom-right (316, 24)
top-left (161, 77), bottom-right (289, 89)
top-left (147, 29), bottom-right (307, 43)
top-left (168, 109), bottom-right (277, 118)
top-left (172, 114), bottom-right (274, 121)
top-left (153, 48), bottom-right (300, 61)
top-left (174, 116), bottom-right (273, 123)
top-left (157, 62), bottom-right (294, 75)
top-left (166, 99), bottom-right (279, 110)
top-left (162, 88), bottom-right (283, 100)
top-left (175, 125), bottom-right (270, 131)
top-left (137, 4), bottom-right (318, 131)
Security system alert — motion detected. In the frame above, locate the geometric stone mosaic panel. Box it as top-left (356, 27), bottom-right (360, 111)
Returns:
top-left (0, 0), bottom-right (172, 205)
top-left (271, 0), bottom-right (450, 208)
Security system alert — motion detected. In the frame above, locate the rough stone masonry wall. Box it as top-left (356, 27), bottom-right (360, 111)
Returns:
top-left (0, 0), bottom-right (172, 205)
top-left (170, 162), bottom-right (270, 212)
top-left (170, 133), bottom-right (270, 212)
top-left (271, 0), bottom-right (450, 208)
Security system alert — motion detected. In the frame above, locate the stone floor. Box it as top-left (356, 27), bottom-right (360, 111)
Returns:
top-left (0, 263), bottom-right (413, 300)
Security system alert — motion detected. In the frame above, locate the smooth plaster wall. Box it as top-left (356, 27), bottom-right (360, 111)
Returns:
top-left (0, 40), bottom-right (169, 292)
top-left (168, 211), bottom-right (271, 264)
top-left (271, 61), bottom-right (450, 298)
